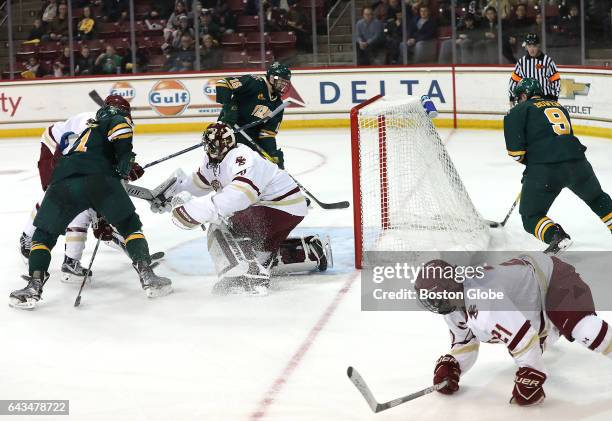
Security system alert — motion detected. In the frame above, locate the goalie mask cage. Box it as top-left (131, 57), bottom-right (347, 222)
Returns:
top-left (351, 95), bottom-right (489, 269)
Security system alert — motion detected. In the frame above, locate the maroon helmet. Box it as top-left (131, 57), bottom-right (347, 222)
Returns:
top-left (104, 94), bottom-right (131, 118)
top-left (414, 260), bottom-right (464, 314)
top-left (203, 122), bottom-right (236, 162)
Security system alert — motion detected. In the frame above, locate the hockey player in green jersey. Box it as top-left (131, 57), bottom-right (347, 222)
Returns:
top-left (9, 95), bottom-right (172, 309)
top-left (504, 78), bottom-right (612, 254)
top-left (215, 62), bottom-right (290, 168)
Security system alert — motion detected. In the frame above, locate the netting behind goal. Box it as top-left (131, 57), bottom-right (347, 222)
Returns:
top-left (351, 96), bottom-right (490, 268)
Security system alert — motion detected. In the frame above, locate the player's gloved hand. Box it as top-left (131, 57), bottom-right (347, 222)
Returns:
top-left (93, 218), bottom-right (114, 241)
top-left (510, 367), bottom-right (546, 406)
top-left (433, 355), bottom-right (461, 394)
top-left (116, 153), bottom-right (136, 180)
top-left (128, 162), bottom-right (145, 181)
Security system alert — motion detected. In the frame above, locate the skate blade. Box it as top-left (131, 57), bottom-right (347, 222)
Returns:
top-left (545, 238), bottom-right (573, 256)
top-left (145, 284), bottom-right (173, 298)
top-left (8, 296), bottom-right (38, 310)
top-left (323, 235), bottom-right (334, 270)
top-left (61, 272), bottom-right (91, 284)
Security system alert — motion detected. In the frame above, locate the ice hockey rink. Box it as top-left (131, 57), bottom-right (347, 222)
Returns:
top-left (1, 127), bottom-right (611, 421)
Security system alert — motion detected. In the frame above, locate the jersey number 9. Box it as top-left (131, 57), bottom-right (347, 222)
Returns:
top-left (544, 107), bottom-right (571, 136)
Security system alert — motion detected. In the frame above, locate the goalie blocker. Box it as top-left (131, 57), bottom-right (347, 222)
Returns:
top-left (154, 123), bottom-right (332, 295)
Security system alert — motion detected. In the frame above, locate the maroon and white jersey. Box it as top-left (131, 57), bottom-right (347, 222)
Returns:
top-left (38, 112), bottom-right (95, 190)
top-left (444, 253), bottom-right (555, 375)
top-left (176, 144), bottom-right (307, 224)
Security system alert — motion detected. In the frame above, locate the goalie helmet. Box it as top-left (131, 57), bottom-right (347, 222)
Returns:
top-left (413, 260), bottom-right (464, 315)
top-left (266, 62), bottom-right (291, 96)
top-left (513, 77), bottom-right (543, 100)
top-left (203, 122), bottom-right (236, 162)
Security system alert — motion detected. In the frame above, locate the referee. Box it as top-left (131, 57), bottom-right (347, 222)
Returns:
top-left (508, 33), bottom-right (561, 103)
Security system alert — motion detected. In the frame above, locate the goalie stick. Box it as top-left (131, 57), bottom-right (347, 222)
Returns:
top-left (347, 366), bottom-right (448, 413)
top-left (142, 101), bottom-right (291, 169)
top-left (236, 126), bottom-right (350, 210)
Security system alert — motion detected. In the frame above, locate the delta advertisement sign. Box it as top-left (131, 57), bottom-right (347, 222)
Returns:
top-left (0, 67), bottom-right (609, 128)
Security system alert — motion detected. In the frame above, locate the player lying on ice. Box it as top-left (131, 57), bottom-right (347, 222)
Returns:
top-left (414, 253), bottom-right (612, 406)
top-left (152, 122), bottom-right (332, 296)
top-left (9, 96), bottom-right (172, 309)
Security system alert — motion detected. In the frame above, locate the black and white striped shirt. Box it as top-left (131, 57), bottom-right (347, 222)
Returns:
top-left (508, 53), bottom-right (561, 100)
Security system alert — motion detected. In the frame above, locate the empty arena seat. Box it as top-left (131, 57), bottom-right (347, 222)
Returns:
top-left (221, 33), bottom-right (246, 50)
top-left (245, 32), bottom-right (269, 48)
top-left (223, 50), bottom-right (247, 68)
top-left (236, 15), bottom-right (260, 33)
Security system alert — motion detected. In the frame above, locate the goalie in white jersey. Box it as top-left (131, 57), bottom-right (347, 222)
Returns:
top-left (157, 122), bottom-right (332, 295)
top-left (414, 253), bottom-right (612, 406)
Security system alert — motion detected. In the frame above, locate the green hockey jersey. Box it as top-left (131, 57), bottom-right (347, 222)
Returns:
top-left (52, 114), bottom-right (135, 183)
top-left (504, 98), bottom-right (586, 165)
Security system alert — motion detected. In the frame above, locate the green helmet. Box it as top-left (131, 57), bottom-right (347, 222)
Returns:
top-left (95, 105), bottom-right (121, 121)
top-left (266, 62), bottom-right (291, 96)
top-left (513, 77), bottom-right (543, 100)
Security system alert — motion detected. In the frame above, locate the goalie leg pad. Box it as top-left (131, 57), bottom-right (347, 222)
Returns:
top-left (207, 223), bottom-right (270, 295)
top-left (271, 235), bottom-right (333, 275)
top-left (229, 206), bottom-right (304, 252)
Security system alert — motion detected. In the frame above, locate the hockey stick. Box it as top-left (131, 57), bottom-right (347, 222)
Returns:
top-left (347, 366), bottom-right (448, 413)
top-left (74, 236), bottom-right (101, 307)
top-left (236, 127), bottom-right (350, 210)
top-left (487, 192), bottom-right (521, 228)
top-left (142, 102), bottom-right (291, 169)
top-left (89, 90), bottom-right (105, 107)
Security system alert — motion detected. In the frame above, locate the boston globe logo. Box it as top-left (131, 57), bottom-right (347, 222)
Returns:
top-left (149, 79), bottom-right (190, 116)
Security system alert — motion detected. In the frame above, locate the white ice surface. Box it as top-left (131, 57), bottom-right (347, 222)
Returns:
top-left (0, 128), bottom-right (611, 421)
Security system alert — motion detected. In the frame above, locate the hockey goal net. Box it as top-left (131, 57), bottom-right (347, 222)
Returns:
top-left (351, 95), bottom-right (489, 268)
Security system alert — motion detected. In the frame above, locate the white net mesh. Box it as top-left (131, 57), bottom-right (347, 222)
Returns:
top-left (354, 97), bottom-right (489, 266)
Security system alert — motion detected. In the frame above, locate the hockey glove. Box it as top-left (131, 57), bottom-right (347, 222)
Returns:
top-left (128, 162), bottom-right (145, 181)
top-left (510, 367), bottom-right (546, 406)
top-left (433, 354), bottom-right (461, 394)
top-left (93, 218), bottom-right (114, 242)
top-left (116, 152), bottom-right (136, 179)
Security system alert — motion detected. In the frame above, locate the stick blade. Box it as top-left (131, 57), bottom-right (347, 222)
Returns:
top-left (486, 220), bottom-right (501, 228)
top-left (347, 366), bottom-right (380, 413)
top-left (74, 296), bottom-right (81, 307)
top-left (318, 200), bottom-right (350, 210)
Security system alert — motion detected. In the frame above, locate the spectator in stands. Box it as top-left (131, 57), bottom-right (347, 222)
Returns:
top-left (560, 4), bottom-right (581, 45)
top-left (286, 0), bottom-right (311, 51)
top-left (199, 9), bottom-right (222, 42)
top-left (45, 3), bottom-right (69, 43)
top-left (165, 34), bottom-right (196, 72)
top-left (164, 1), bottom-right (188, 42)
top-left (102, 0), bottom-right (129, 22)
top-left (404, 5), bottom-right (438, 63)
top-left (121, 45), bottom-right (150, 73)
top-left (474, 5), bottom-right (499, 63)
top-left (27, 19), bottom-right (45, 41)
top-left (53, 46), bottom-right (71, 76)
top-left (356, 6), bottom-right (385, 65)
top-left (41, 0), bottom-right (59, 29)
top-left (438, 13), bottom-right (478, 64)
top-left (172, 15), bottom-right (195, 48)
top-left (375, 0), bottom-right (403, 22)
top-left (95, 45), bottom-right (123, 74)
top-left (77, 6), bottom-right (97, 40)
top-left (200, 34), bottom-right (222, 69)
top-left (384, 10), bottom-right (403, 64)
top-left (483, 0), bottom-right (512, 19)
top-left (264, 2), bottom-right (288, 33)
top-left (503, 3), bottom-right (534, 63)
top-left (150, 0), bottom-right (175, 20)
top-left (215, 2), bottom-right (237, 34)
top-left (75, 45), bottom-right (96, 75)
top-left (21, 56), bottom-right (44, 79)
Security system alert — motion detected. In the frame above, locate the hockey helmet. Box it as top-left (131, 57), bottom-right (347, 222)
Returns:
top-left (414, 260), bottom-right (464, 315)
top-left (103, 94), bottom-right (131, 119)
top-left (203, 122), bottom-right (236, 162)
top-left (266, 62), bottom-right (291, 96)
top-left (513, 77), bottom-right (543, 100)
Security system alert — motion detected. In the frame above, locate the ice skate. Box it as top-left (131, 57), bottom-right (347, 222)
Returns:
top-left (544, 224), bottom-right (572, 255)
top-left (9, 271), bottom-right (48, 310)
top-left (133, 260), bottom-right (173, 298)
top-left (61, 255), bottom-right (92, 284)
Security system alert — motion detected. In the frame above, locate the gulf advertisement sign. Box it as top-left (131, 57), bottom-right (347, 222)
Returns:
top-left (148, 80), bottom-right (190, 116)
top-left (110, 81), bottom-right (136, 102)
